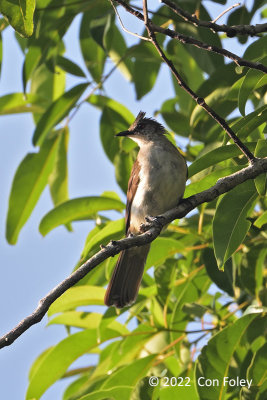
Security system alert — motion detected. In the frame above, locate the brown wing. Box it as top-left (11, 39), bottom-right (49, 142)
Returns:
top-left (125, 159), bottom-right (140, 234)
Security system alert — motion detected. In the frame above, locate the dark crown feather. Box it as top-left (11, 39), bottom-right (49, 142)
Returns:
top-left (130, 111), bottom-right (165, 134)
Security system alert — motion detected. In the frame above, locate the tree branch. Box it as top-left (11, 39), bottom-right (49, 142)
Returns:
top-left (115, 0), bottom-right (267, 73)
top-left (212, 3), bottom-right (241, 24)
top-left (140, 1), bottom-right (256, 164)
top-left (161, 0), bottom-right (267, 37)
top-left (114, 0), bottom-right (267, 73)
top-left (1, 157), bottom-right (267, 349)
top-left (152, 24), bottom-right (267, 74)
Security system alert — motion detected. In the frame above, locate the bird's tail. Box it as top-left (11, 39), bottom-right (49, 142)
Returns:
top-left (104, 244), bottom-right (150, 308)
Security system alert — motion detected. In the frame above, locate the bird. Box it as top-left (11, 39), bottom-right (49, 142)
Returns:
top-left (104, 111), bottom-right (187, 308)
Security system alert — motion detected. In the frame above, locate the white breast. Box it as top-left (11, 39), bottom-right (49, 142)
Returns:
top-left (130, 141), bottom-right (187, 232)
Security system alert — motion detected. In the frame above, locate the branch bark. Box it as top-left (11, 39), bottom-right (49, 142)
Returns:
top-left (140, 0), bottom-right (256, 164)
top-left (152, 24), bottom-right (267, 74)
top-left (1, 157), bottom-right (267, 349)
top-left (162, 0), bottom-right (267, 37)
top-left (114, 0), bottom-right (267, 74)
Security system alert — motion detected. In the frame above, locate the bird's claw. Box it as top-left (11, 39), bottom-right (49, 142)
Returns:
top-left (140, 215), bottom-right (164, 232)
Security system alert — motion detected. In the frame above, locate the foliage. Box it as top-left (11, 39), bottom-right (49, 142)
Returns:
top-left (1, 0), bottom-right (267, 399)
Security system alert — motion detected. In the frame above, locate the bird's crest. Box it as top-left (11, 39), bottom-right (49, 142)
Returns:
top-left (130, 111), bottom-right (165, 134)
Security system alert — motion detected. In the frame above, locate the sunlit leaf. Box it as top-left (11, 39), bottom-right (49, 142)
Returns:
top-left (195, 313), bottom-right (260, 400)
top-left (146, 237), bottom-right (184, 269)
top-left (48, 127), bottom-right (70, 206)
top-left (213, 180), bottom-right (258, 268)
top-left (132, 42), bottom-right (161, 99)
top-left (6, 137), bottom-right (60, 244)
top-left (48, 286), bottom-right (106, 316)
top-left (81, 218), bottom-right (124, 262)
top-left (33, 83), bottom-right (88, 146)
top-left (254, 210), bottom-right (267, 228)
top-left (0, 93), bottom-right (43, 115)
top-left (188, 142), bottom-right (256, 178)
top-left (39, 196), bottom-right (124, 236)
top-left (254, 139), bottom-right (267, 196)
top-left (26, 329), bottom-right (98, 400)
top-left (238, 62), bottom-right (266, 116)
top-left (56, 55), bottom-right (86, 77)
top-left (0, 0), bottom-right (35, 37)
top-left (79, 6), bottom-right (109, 82)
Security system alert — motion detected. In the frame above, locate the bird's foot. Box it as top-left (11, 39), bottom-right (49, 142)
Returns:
top-left (140, 215), bottom-right (165, 232)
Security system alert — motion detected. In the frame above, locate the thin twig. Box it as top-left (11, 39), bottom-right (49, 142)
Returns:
top-left (141, 1), bottom-right (256, 163)
top-left (68, 47), bottom-right (134, 125)
top-left (212, 3), bottom-right (241, 24)
top-left (114, 1), bottom-right (267, 73)
top-left (152, 24), bottom-right (267, 73)
top-left (109, 0), bottom-right (151, 42)
top-left (162, 0), bottom-right (267, 37)
top-left (0, 157), bottom-right (267, 349)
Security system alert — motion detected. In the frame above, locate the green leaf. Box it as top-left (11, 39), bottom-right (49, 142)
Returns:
top-left (90, 14), bottom-right (109, 49)
top-left (240, 246), bottom-right (267, 297)
top-left (243, 36), bottom-right (267, 62)
top-left (48, 286), bottom-right (106, 316)
top-left (159, 380), bottom-right (198, 400)
top-left (188, 142), bottom-right (256, 178)
top-left (6, 137), bottom-right (60, 244)
top-left (30, 62), bottom-right (66, 123)
top-left (88, 95), bottom-right (135, 162)
top-left (233, 105), bottom-right (267, 141)
top-left (81, 218), bottom-right (124, 262)
top-left (185, 166), bottom-right (241, 197)
top-left (114, 151), bottom-right (133, 193)
top-left (0, 93), bottom-right (44, 115)
top-left (0, 32), bottom-right (2, 78)
top-left (195, 313), bottom-right (260, 400)
top-left (0, 0), bottom-right (35, 37)
top-left (33, 83), bottom-right (88, 146)
top-left (132, 377), bottom-right (159, 400)
top-left (48, 127), bottom-right (70, 206)
top-left (202, 248), bottom-right (234, 297)
top-left (170, 267), bottom-right (210, 355)
top-left (75, 387), bottom-right (133, 400)
top-left (79, 9), bottom-right (108, 82)
top-left (48, 311), bottom-right (102, 329)
top-left (213, 180), bottom-right (258, 268)
top-left (88, 94), bottom-right (134, 124)
top-left (26, 329), bottom-right (99, 400)
top-left (93, 324), bottom-right (156, 376)
top-left (146, 237), bottom-right (184, 269)
top-left (100, 355), bottom-right (156, 390)
top-left (39, 196), bottom-right (124, 236)
top-left (101, 108), bottom-right (130, 162)
top-left (160, 98), bottom-right (191, 137)
top-left (23, 45), bottom-right (43, 93)
top-left (254, 211), bottom-right (267, 228)
top-left (247, 342), bottom-right (267, 386)
top-left (132, 42), bottom-right (161, 100)
top-left (238, 64), bottom-right (266, 116)
top-left (104, 20), bottom-right (133, 81)
top-left (227, 6), bottom-right (251, 44)
top-left (254, 139), bottom-right (267, 196)
top-left (56, 55), bottom-right (86, 77)
top-left (22, 8), bottom-right (75, 90)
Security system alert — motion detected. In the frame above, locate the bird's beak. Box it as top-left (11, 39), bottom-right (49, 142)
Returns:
top-left (115, 130), bottom-right (131, 137)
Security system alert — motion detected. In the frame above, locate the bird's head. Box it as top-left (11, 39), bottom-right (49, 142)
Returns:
top-left (116, 111), bottom-right (166, 144)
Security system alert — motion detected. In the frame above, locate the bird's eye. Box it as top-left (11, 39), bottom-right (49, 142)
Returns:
top-left (138, 123), bottom-right (144, 130)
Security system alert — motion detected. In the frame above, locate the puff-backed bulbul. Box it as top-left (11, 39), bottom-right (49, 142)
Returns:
top-left (104, 111), bottom-right (187, 308)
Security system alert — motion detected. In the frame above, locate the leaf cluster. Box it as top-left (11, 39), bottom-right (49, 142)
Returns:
top-left (0, 0), bottom-right (266, 399)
